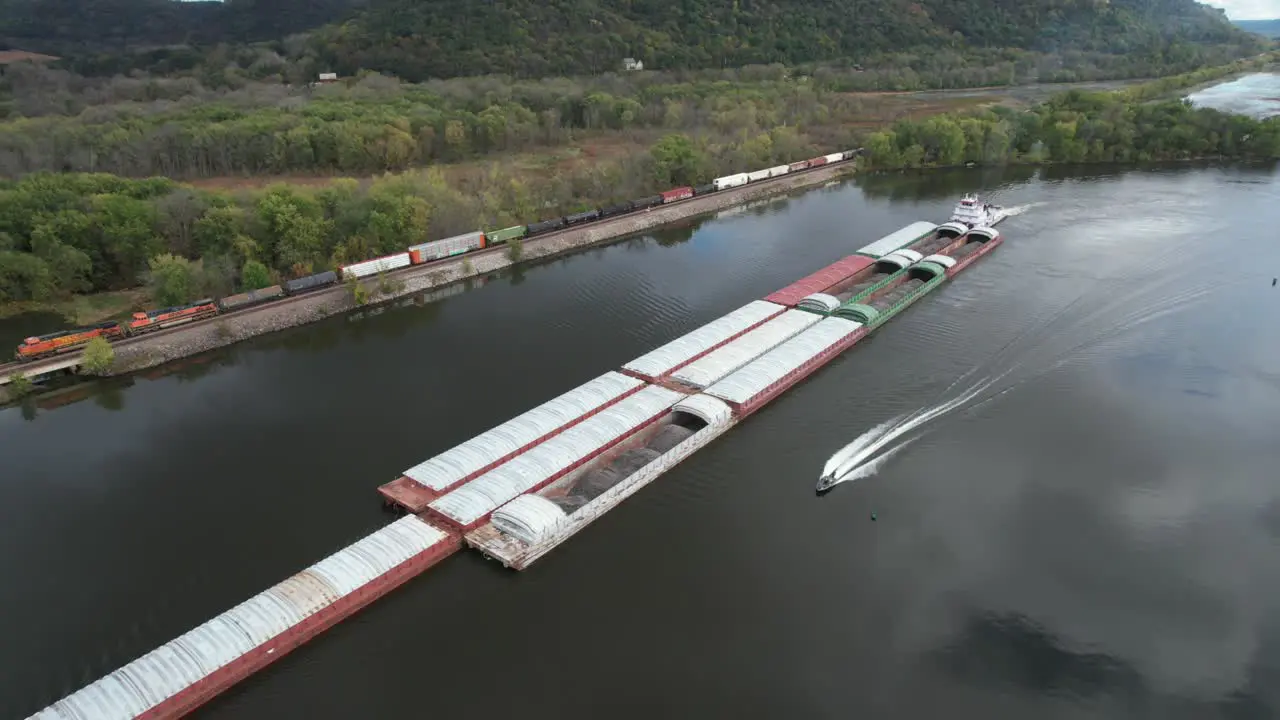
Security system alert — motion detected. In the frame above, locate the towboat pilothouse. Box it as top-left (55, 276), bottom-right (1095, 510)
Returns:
top-left (951, 193), bottom-right (1007, 228)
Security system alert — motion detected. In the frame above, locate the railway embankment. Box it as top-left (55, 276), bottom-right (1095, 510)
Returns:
top-left (103, 159), bottom-right (859, 376)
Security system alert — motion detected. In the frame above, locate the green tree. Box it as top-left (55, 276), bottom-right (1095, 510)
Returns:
top-left (240, 259), bottom-right (272, 290)
top-left (148, 253), bottom-right (196, 306)
top-left (80, 337), bottom-right (115, 376)
top-left (650, 134), bottom-right (707, 188)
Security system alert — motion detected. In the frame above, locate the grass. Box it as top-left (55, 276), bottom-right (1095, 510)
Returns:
top-left (0, 289), bottom-right (148, 325)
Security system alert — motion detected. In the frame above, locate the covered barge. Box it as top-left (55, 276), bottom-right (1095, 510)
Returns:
top-left (28, 217), bottom-right (1006, 719)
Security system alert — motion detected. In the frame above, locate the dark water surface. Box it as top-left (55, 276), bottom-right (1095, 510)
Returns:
top-left (4, 164), bottom-right (1280, 719)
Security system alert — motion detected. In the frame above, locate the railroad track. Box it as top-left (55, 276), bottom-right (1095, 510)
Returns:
top-left (0, 156), bottom-right (859, 384)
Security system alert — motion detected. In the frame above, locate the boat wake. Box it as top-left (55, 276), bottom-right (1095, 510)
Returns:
top-left (816, 232), bottom-right (1217, 493)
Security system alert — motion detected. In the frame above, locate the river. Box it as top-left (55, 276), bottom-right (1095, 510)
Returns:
top-left (3, 159), bottom-right (1279, 719)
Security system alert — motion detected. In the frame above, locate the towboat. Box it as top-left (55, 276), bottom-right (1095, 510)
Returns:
top-left (950, 193), bottom-right (1007, 228)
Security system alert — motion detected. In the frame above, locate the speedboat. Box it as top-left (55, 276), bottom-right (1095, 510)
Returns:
top-left (950, 193), bottom-right (1007, 228)
top-left (816, 473), bottom-right (838, 494)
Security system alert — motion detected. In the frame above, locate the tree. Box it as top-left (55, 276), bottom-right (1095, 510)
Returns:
top-left (650, 134), bottom-right (707, 188)
top-left (148, 253), bottom-right (196, 306)
top-left (81, 337), bottom-right (115, 376)
top-left (241, 259), bottom-right (272, 290)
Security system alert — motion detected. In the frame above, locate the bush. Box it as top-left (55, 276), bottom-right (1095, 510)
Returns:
top-left (80, 337), bottom-right (115, 376)
top-left (507, 237), bottom-right (524, 262)
top-left (345, 274), bottom-right (368, 305)
top-left (7, 371), bottom-right (34, 398)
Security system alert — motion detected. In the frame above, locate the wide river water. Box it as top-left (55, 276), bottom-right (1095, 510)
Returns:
top-left (4, 162), bottom-right (1280, 719)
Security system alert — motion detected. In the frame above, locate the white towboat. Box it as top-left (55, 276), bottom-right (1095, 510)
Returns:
top-left (950, 193), bottom-right (1007, 228)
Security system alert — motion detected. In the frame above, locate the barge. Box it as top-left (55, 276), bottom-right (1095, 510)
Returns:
top-left (30, 516), bottom-right (459, 720)
top-left (28, 215), bottom-right (1005, 720)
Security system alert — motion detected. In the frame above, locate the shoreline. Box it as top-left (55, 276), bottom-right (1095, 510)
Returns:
top-left (10, 159), bottom-right (859, 391)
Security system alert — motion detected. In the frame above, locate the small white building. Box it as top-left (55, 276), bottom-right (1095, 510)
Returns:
top-left (622, 57), bottom-right (643, 71)
top-left (317, 72), bottom-right (338, 83)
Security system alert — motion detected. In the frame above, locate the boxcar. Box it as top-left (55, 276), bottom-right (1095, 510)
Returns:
top-left (486, 225), bottom-right (527, 245)
top-left (660, 186), bottom-right (694, 203)
top-left (218, 285), bottom-right (284, 313)
top-left (341, 252), bottom-right (412, 280)
top-left (714, 173), bottom-right (749, 190)
top-left (284, 271), bottom-right (338, 295)
top-left (409, 231), bottom-right (485, 264)
top-left (789, 160), bottom-right (810, 172)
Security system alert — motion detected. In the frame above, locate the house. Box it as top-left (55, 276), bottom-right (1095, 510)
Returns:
top-left (622, 57), bottom-right (643, 72)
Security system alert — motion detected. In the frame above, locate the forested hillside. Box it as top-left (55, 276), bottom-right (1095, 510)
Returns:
top-left (0, 0), bottom-right (362, 55)
top-left (0, 0), bottom-right (1265, 81)
top-left (312, 0), bottom-right (1259, 80)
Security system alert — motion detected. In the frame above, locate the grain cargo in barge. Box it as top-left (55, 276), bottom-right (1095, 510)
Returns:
top-left (29, 516), bottom-right (458, 720)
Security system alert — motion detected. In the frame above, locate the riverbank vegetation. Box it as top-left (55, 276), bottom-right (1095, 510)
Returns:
top-left (1, 56), bottom-right (1277, 316)
top-left (863, 61), bottom-right (1280, 168)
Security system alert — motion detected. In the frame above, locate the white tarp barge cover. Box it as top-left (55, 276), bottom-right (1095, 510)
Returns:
top-left (671, 310), bottom-right (821, 389)
top-left (429, 384), bottom-right (684, 527)
top-left (855, 222), bottom-right (938, 259)
top-left (623, 300), bottom-right (783, 379)
top-left (30, 516), bottom-right (450, 720)
top-left (403, 371), bottom-right (643, 491)
top-left (705, 317), bottom-right (863, 405)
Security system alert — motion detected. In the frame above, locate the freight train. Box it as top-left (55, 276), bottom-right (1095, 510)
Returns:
top-left (13, 150), bottom-right (862, 362)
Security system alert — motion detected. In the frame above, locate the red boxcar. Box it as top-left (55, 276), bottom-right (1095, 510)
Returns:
top-left (15, 321), bottom-right (125, 362)
top-left (789, 160), bottom-right (810, 172)
top-left (660, 187), bottom-right (694, 204)
top-left (807, 156), bottom-right (828, 168)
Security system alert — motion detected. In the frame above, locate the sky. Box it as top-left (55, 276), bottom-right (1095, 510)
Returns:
top-left (1200, 0), bottom-right (1280, 20)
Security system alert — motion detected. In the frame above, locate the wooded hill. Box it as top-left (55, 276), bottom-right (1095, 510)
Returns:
top-left (0, 0), bottom-right (1266, 81)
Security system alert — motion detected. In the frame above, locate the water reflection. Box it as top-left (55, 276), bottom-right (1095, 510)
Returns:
top-left (934, 611), bottom-right (1146, 701)
top-left (858, 165), bottom-right (1039, 201)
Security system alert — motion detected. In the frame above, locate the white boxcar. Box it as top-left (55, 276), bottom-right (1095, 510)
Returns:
top-left (409, 231), bottom-right (484, 264)
top-left (713, 173), bottom-right (749, 190)
top-left (823, 152), bottom-right (844, 164)
top-left (340, 252), bottom-right (411, 280)
top-left (746, 168), bottom-right (772, 183)
top-left (766, 164), bottom-right (789, 178)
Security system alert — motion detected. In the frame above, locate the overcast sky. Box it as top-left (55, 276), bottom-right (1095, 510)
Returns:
top-left (1200, 0), bottom-right (1279, 20)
